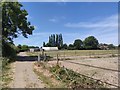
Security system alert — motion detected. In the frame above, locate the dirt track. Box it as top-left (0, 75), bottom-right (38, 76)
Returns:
top-left (9, 52), bottom-right (45, 88)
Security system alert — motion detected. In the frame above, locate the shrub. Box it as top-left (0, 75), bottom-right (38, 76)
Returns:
top-left (2, 40), bottom-right (17, 60)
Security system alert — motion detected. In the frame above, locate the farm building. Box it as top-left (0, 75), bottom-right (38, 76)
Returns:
top-left (29, 48), bottom-right (40, 52)
top-left (41, 47), bottom-right (58, 51)
top-left (98, 44), bottom-right (109, 50)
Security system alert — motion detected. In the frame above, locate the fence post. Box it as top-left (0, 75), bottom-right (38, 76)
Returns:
top-left (64, 51), bottom-right (65, 61)
top-left (57, 53), bottom-right (59, 65)
top-left (38, 54), bottom-right (40, 62)
top-left (75, 51), bottom-right (76, 60)
top-left (44, 53), bottom-right (46, 61)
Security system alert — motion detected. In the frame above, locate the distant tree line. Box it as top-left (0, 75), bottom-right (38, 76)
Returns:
top-left (16, 35), bottom-right (116, 53)
top-left (66, 36), bottom-right (99, 50)
top-left (16, 44), bottom-right (39, 52)
top-left (43, 35), bottom-right (116, 50)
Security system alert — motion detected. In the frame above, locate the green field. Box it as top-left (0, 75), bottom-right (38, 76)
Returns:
top-left (27, 50), bottom-right (118, 57)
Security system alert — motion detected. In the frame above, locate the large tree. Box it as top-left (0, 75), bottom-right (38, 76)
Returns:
top-left (43, 42), bottom-right (46, 47)
top-left (2, 2), bottom-right (34, 43)
top-left (62, 43), bottom-right (67, 49)
top-left (68, 44), bottom-right (74, 50)
top-left (58, 34), bottom-right (63, 48)
top-left (56, 34), bottom-right (59, 47)
top-left (83, 36), bottom-right (99, 49)
top-left (44, 34), bottom-right (63, 49)
top-left (73, 39), bottom-right (83, 50)
top-left (2, 2), bottom-right (34, 58)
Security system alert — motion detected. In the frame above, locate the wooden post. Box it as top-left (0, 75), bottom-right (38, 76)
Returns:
top-left (44, 53), bottom-right (46, 61)
top-left (38, 54), bottom-right (40, 62)
top-left (57, 53), bottom-right (59, 65)
top-left (75, 51), bottom-right (76, 60)
top-left (42, 50), bottom-right (44, 56)
top-left (64, 51), bottom-right (65, 61)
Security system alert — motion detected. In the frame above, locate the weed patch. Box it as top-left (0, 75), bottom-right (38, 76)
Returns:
top-left (50, 64), bottom-right (106, 89)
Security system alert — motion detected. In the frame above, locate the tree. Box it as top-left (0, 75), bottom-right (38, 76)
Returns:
top-left (2, 2), bottom-right (34, 43)
top-left (62, 43), bottom-right (67, 49)
top-left (73, 39), bottom-right (83, 50)
top-left (44, 34), bottom-right (63, 49)
top-left (45, 43), bottom-right (51, 47)
top-left (21, 45), bottom-right (29, 51)
top-left (58, 34), bottom-right (63, 49)
top-left (17, 44), bottom-right (29, 52)
top-left (48, 36), bottom-right (52, 46)
top-left (108, 44), bottom-right (115, 49)
top-left (2, 2), bottom-right (34, 58)
top-left (68, 44), bottom-right (74, 50)
top-left (52, 34), bottom-right (56, 46)
top-left (83, 36), bottom-right (99, 50)
top-left (16, 44), bottom-right (22, 52)
top-left (43, 42), bottom-right (46, 47)
top-left (56, 34), bottom-right (59, 47)
top-left (17, 44), bottom-right (21, 49)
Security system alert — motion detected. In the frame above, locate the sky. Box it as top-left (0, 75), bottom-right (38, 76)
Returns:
top-left (13, 2), bottom-right (118, 47)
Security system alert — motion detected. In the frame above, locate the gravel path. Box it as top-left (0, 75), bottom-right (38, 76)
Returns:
top-left (10, 52), bottom-right (45, 88)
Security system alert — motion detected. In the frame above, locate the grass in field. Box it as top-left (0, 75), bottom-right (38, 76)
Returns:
top-left (27, 50), bottom-right (118, 59)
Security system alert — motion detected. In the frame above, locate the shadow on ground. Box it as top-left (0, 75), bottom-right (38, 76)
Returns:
top-left (17, 56), bottom-right (38, 61)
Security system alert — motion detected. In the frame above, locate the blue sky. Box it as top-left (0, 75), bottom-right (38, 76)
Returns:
top-left (13, 2), bottom-right (118, 47)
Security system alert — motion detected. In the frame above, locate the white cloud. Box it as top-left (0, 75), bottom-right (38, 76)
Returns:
top-left (65, 15), bottom-right (117, 29)
top-left (49, 16), bottom-right (66, 23)
top-left (49, 18), bottom-right (58, 23)
top-left (64, 14), bottom-right (118, 45)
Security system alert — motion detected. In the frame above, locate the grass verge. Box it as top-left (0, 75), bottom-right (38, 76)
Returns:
top-left (34, 61), bottom-right (109, 89)
top-left (33, 68), bottom-right (54, 88)
top-left (2, 58), bottom-right (13, 88)
top-left (33, 62), bottom-right (66, 88)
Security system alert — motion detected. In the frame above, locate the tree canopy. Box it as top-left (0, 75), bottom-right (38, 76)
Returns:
top-left (73, 39), bottom-right (83, 50)
top-left (83, 36), bottom-right (99, 49)
top-left (2, 2), bottom-right (34, 58)
top-left (2, 2), bottom-right (34, 43)
top-left (43, 34), bottom-right (63, 49)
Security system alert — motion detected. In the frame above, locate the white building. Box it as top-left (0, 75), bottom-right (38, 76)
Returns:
top-left (42, 47), bottom-right (58, 51)
top-left (29, 48), bottom-right (40, 52)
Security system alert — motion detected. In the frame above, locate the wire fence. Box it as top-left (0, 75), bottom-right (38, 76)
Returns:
top-left (39, 50), bottom-right (118, 60)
